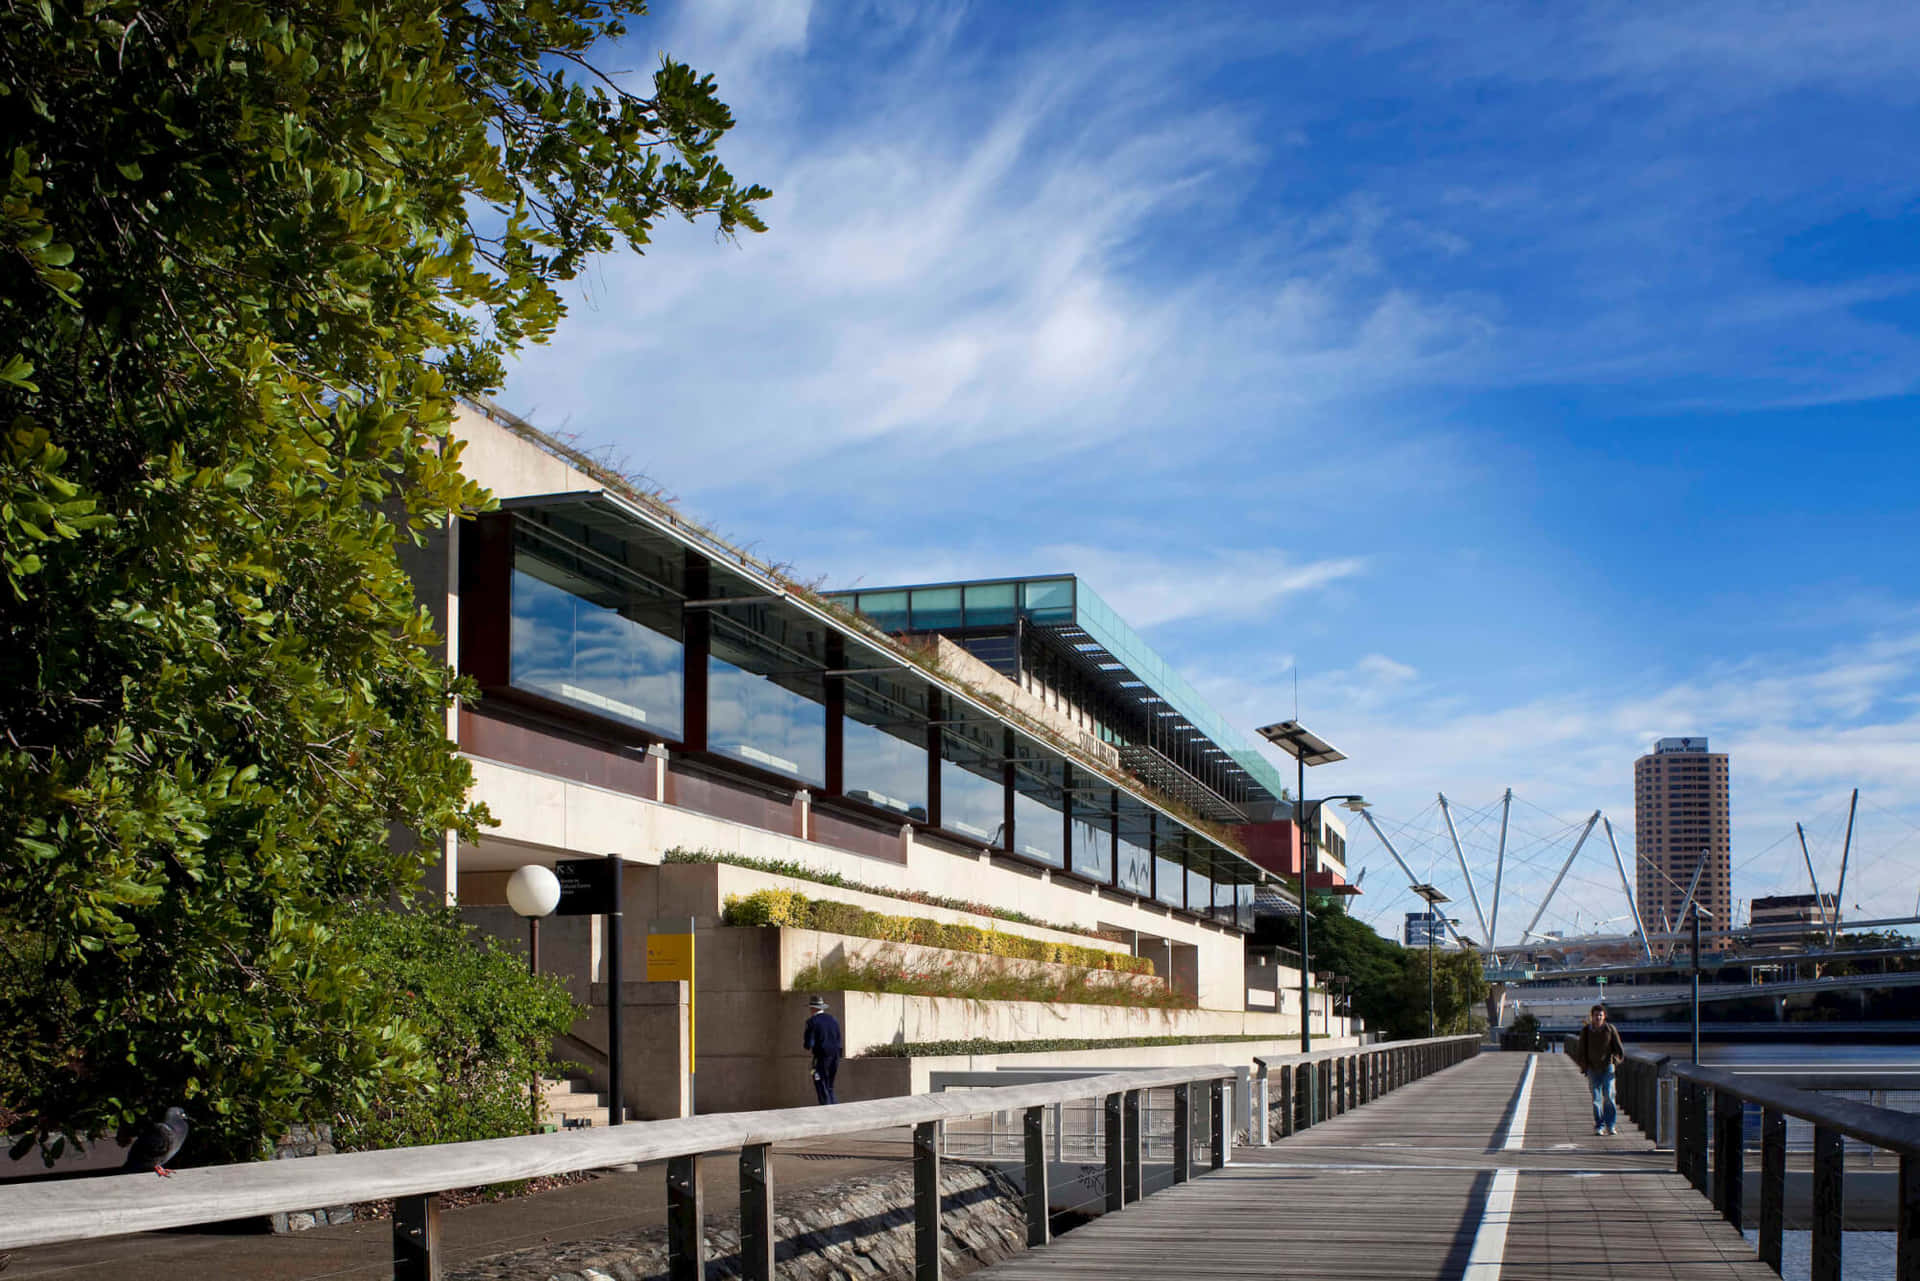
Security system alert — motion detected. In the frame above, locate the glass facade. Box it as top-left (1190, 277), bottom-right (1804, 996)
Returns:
top-left (1117, 837), bottom-right (1154, 898)
top-left (1012, 772), bottom-right (1064, 867)
top-left (708, 656), bottom-right (826, 785)
top-left (510, 557), bottom-right (685, 738)
top-left (1069, 788), bottom-right (1113, 882)
top-left (941, 735), bottom-right (1004, 843)
top-left (843, 680), bottom-right (927, 819)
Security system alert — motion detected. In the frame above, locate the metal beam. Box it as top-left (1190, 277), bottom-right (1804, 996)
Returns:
top-left (1520, 810), bottom-right (1601, 946)
top-left (1358, 808), bottom-right (1472, 950)
top-left (1605, 818), bottom-right (1655, 963)
top-left (1437, 794), bottom-right (1492, 950)
top-left (1489, 789), bottom-right (1512, 958)
top-left (1832, 789), bottom-right (1859, 947)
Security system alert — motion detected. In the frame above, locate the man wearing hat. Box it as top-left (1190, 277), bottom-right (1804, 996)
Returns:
top-left (802, 995), bottom-right (843, 1105)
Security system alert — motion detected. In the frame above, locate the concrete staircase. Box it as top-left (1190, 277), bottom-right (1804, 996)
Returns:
top-left (538, 1075), bottom-right (628, 1129)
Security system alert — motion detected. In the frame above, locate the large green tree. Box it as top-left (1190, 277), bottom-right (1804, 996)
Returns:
top-left (0, 0), bottom-right (764, 1159)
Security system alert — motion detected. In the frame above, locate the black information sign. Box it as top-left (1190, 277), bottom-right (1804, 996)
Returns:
top-left (554, 857), bottom-right (619, 916)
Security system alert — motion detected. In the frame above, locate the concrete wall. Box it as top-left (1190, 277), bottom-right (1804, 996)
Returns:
top-left (459, 755), bottom-right (1250, 1008)
top-left (575, 979), bottom-right (691, 1121)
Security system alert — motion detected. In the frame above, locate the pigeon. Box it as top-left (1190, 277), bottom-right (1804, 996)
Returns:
top-left (121, 1107), bottom-right (189, 1178)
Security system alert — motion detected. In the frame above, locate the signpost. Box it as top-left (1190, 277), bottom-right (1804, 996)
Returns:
top-left (554, 856), bottom-right (624, 1125)
top-left (648, 916), bottom-right (697, 1115)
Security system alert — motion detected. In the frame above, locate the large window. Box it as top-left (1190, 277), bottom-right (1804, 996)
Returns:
top-left (708, 655), bottom-right (825, 786)
top-left (1118, 836), bottom-right (1154, 898)
top-left (1013, 774), bottom-right (1065, 867)
top-left (843, 680), bottom-right (927, 820)
top-left (941, 734), bottom-right (1004, 843)
top-left (510, 554), bottom-right (685, 738)
top-left (1070, 790), bottom-right (1112, 882)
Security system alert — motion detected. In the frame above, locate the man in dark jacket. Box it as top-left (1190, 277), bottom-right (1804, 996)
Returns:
top-left (1570, 1003), bottom-right (1626, 1135)
top-left (803, 995), bottom-right (842, 1105)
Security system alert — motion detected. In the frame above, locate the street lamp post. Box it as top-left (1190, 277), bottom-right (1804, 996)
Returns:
top-left (1410, 884), bottom-right (1451, 1037)
top-left (506, 864), bottom-right (563, 975)
top-left (1256, 721), bottom-right (1368, 1060)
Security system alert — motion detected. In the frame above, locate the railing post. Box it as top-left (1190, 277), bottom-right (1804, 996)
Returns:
top-left (1172, 1082), bottom-right (1192, 1183)
top-left (740, 1143), bottom-right (775, 1281)
top-left (1023, 1106), bottom-right (1049, 1248)
top-left (1210, 1077), bottom-right (1228, 1170)
top-left (1278, 1065), bottom-right (1294, 1138)
top-left (1813, 1124), bottom-right (1843, 1281)
top-left (1899, 1150), bottom-right (1918, 1281)
top-left (1761, 1107), bottom-right (1785, 1275)
top-left (393, 1193), bottom-right (440, 1281)
top-left (1318, 1060), bottom-right (1331, 1122)
top-left (1124, 1089), bottom-right (1143, 1203)
top-left (667, 1154), bottom-right (704, 1281)
top-left (916, 1119), bottom-right (944, 1281)
top-left (1105, 1092), bottom-right (1125, 1212)
top-left (1715, 1090), bottom-right (1743, 1228)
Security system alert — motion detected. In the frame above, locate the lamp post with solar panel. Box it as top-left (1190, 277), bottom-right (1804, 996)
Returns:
top-left (1255, 721), bottom-right (1366, 1058)
top-left (1409, 885), bottom-right (1452, 1037)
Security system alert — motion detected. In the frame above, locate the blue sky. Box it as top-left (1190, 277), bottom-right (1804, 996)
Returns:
top-left (502, 0), bottom-right (1920, 944)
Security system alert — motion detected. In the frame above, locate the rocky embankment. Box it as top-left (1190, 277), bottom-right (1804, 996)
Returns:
top-left (449, 1162), bottom-right (1027, 1281)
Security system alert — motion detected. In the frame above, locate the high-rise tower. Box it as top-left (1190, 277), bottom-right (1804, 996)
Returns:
top-left (1634, 737), bottom-right (1732, 944)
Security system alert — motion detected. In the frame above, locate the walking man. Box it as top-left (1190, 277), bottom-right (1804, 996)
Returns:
top-left (1571, 1003), bottom-right (1626, 1135)
top-left (803, 994), bottom-right (842, 1105)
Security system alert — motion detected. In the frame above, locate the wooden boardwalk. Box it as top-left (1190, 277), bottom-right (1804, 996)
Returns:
top-left (976, 1051), bottom-right (1776, 1281)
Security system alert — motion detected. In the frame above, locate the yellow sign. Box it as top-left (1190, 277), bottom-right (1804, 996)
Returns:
top-left (646, 931), bottom-right (695, 982)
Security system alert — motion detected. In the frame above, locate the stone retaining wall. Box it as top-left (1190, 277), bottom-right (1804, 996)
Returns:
top-left (448, 1162), bottom-right (1026, 1281)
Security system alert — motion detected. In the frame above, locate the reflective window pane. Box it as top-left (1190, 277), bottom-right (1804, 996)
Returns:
top-left (941, 740), bottom-right (1004, 843)
top-left (1021, 577), bottom-right (1075, 623)
top-left (510, 563), bottom-right (685, 738)
top-left (963, 582), bottom-right (1017, 626)
top-left (1187, 868), bottom-right (1210, 916)
top-left (909, 586), bottom-right (963, 630)
top-left (708, 656), bottom-right (826, 786)
top-left (856, 590), bottom-right (909, 632)
top-left (1013, 784), bottom-right (1064, 867)
top-left (1070, 809), bottom-right (1111, 882)
top-left (843, 688), bottom-right (927, 820)
top-left (1118, 838), bottom-right (1154, 897)
top-left (1155, 857), bottom-right (1185, 908)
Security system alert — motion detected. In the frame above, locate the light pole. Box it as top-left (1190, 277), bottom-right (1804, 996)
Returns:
top-left (1411, 884), bottom-right (1451, 1037)
top-left (506, 864), bottom-right (562, 974)
top-left (1259, 716), bottom-right (1365, 1059)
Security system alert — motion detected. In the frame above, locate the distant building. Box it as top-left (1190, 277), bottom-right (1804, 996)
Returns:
top-left (1750, 893), bottom-right (1838, 936)
top-left (1634, 737), bottom-right (1732, 943)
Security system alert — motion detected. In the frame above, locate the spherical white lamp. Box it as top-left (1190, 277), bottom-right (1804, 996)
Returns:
top-left (506, 864), bottom-right (563, 973)
top-left (506, 864), bottom-right (562, 918)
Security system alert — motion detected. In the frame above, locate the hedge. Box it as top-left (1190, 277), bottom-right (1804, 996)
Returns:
top-left (860, 1034), bottom-right (1284, 1059)
top-left (722, 888), bottom-right (1156, 976)
top-left (664, 847), bottom-right (1121, 942)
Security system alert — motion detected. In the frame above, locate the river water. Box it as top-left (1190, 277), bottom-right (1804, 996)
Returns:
top-left (1640, 1042), bottom-right (1918, 1280)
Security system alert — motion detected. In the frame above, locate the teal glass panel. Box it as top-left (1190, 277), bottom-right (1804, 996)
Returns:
top-left (708, 656), bottom-right (826, 785)
top-left (856, 590), bottom-right (909, 632)
top-left (909, 586), bottom-right (962, 630)
top-left (963, 582), bottom-right (1017, 626)
top-left (510, 564), bottom-right (684, 737)
top-left (1021, 577), bottom-right (1074, 623)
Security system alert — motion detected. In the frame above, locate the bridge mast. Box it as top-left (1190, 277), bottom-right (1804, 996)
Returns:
top-left (1831, 788), bottom-right (1858, 946)
top-left (1438, 793), bottom-right (1492, 952)
top-left (1488, 789), bottom-right (1512, 960)
top-left (1358, 807), bottom-right (1472, 951)
top-left (1519, 809), bottom-right (1600, 948)
top-left (1604, 818), bottom-right (1655, 963)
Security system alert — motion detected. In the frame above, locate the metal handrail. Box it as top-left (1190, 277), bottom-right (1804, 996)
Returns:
top-left (0, 1036), bottom-right (1482, 1281)
top-left (1612, 1047), bottom-right (1920, 1281)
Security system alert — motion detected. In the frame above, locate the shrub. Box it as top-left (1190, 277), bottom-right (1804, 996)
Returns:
top-left (721, 889), bottom-right (1158, 977)
top-left (330, 908), bottom-right (580, 1152)
top-left (791, 957), bottom-right (1191, 1010)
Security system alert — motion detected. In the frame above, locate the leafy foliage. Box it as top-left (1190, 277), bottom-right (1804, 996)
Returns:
top-left (1399, 947), bottom-right (1491, 1037)
top-left (722, 888), bottom-right (1155, 974)
top-left (792, 955), bottom-right (1193, 1010)
top-left (664, 847), bottom-right (1123, 941)
top-left (328, 910), bottom-right (578, 1152)
top-left (0, 0), bottom-right (762, 1159)
top-left (1262, 907), bottom-right (1489, 1039)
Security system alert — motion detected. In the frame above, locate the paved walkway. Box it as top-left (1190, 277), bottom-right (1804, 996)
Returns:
top-left (976, 1051), bottom-right (1776, 1281)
